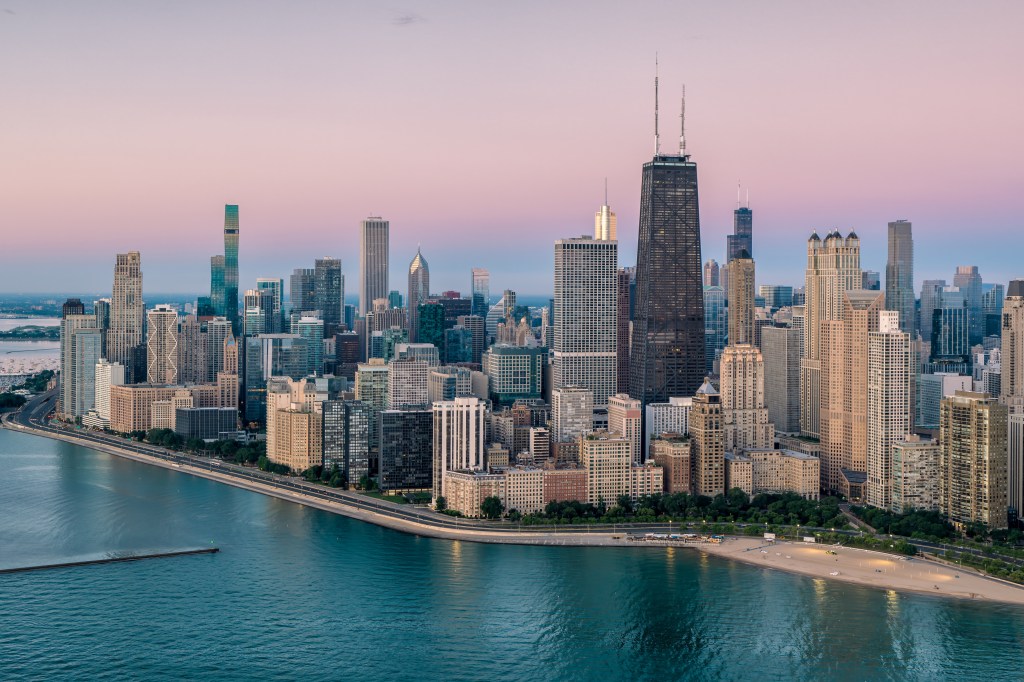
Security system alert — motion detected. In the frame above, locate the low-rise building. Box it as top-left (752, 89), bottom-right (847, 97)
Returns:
top-left (747, 449), bottom-right (820, 500)
top-left (504, 466), bottom-right (544, 515)
top-left (724, 453), bottom-right (753, 496)
top-left (541, 464), bottom-right (587, 504)
top-left (175, 407), bottom-right (239, 441)
top-left (445, 470), bottom-right (505, 518)
top-left (650, 435), bottom-right (691, 494)
top-left (630, 462), bottom-right (664, 500)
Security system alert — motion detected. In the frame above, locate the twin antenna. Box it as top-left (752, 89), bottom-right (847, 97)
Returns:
top-left (654, 54), bottom-right (687, 157)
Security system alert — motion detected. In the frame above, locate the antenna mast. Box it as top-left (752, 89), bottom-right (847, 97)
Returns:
top-left (654, 54), bottom-right (660, 156)
top-left (679, 84), bottom-right (687, 155)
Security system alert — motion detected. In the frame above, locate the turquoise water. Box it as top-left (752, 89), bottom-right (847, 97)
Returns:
top-left (1, 428), bottom-right (1023, 681)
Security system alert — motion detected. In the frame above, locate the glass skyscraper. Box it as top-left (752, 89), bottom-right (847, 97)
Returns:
top-left (885, 220), bottom-right (915, 337)
top-left (224, 205), bottom-right (239, 334)
top-left (629, 152), bottom-right (705, 405)
top-left (727, 205), bottom-right (753, 263)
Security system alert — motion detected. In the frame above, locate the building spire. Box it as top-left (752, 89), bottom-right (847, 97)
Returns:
top-left (679, 84), bottom-right (687, 155)
top-left (736, 180), bottom-right (741, 209)
top-left (654, 53), bottom-right (660, 156)
top-left (604, 177), bottom-right (608, 205)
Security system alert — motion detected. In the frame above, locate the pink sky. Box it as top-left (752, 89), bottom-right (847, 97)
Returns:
top-left (1, 1), bottom-right (1022, 295)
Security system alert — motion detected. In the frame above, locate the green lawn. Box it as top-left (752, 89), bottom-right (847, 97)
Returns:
top-left (359, 491), bottom-right (409, 504)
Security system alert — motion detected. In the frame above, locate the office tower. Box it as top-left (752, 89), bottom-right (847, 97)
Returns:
top-left (892, 435), bottom-right (940, 513)
top-left (322, 400), bottom-right (370, 484)
top-left (719, 344), bottom-right (774, 452)
top-left (1001, 280), bottom-right (1024, 411)
top-left (443, 326), bottom-right (473, 364)
top-left (594, 194), bottom-right (617, 241)
top-left (916, 372), bottom-right (972, 428)
top-left (385, 290), bottom-right (401, 309)
top-left (60, 308), bottom-right (99, 419)
top-left (471, 268), bottom-right (490, 318)
top-left (866, 311), bottom-right (915, 510)
top-left (395, 342), bottom-right (441, 367)
top-left (436, 294), bottom-right (472, 328)
top-left (690, 379), bottom-right (725, 497)
top-left (727, 201), bottom-right (753, 262)
top-left (861, 271), bottom-right (880, 291)
top-left (428, 366), bottom-right (472, 403)
top-left (387, 357), bottom-right (430, 409)
top-left (406, 248), bottom-right (430, 342)
top-left (644, 397), bottom-right (692, 457)
top-left (291, 316), bottom-right (325, 376)
top-left (608, 393), bottom-right (642, 463)
top-left (177, 315), bottom-right (207, 385)
top-left (456, 314), bottom-right (485, 364)
top-left (703, 285), bottom-right (727, 373)
top-left (529, 427), bottom-right (551, 463)
top-left (551, 386), bottom-right (594, 443)
top-left (217, 205), bottom-right (239, 333)
top-left (885, 220), bottom-right (915, 338)
top-left (617, 268), bottom-right (631, 393)
top-left (703, 259), bottom-right (720, 287)
top-left (92, 358), bottom-right (125, 426)
top-left (206, 317), bottom-right (233, 382)
top-left (579, 431), bottom-right (632, 504)
top-left (432, 396), bottom-right (488, 501)
top-left (243, 288), bottom-right (275, 337)
top-left (210, 255), bottom-right (225, 320)
top-left (761, 326), bottom-right (802, 434)
top-left (727, 255), bottom-right (756, 346)
top-left (983, 284), bottom-right (1005, 338)
top-left (354, 359), bottom-right (389, 446)
top-left (1010, 414), bottom-right (1024, 524)
top-left (108, 251), bottom-right (144, 383)
top-left (146, 305), bottom-right (179, 385)
top-left (759, 285), bottom-right (793, 312)
top-left (553, 237), bottom-right (617, 408)
top-left (502, 289), bottom-right (517, 319)
top-left (939, 391), bottom-right (1008, 529)
top-left (929, 286), bottom-right (970, 373)
top-left (820, 290), bottom-right (883, 496)
top-left (62, 298), bottom-right (85, 318)
top-left (242, 334), bottom-right (308, 423)
top-left (800, 231), bottom-right (861, 439)
top-left (265, 377), bottom-right (322, 473)
top-left (953, 265), bottom-right (984, 346)
top-left (314, 258), bottom-right (343, 336)
top-left (629, 129), bottom-right (706, 406)
top-left (289, 268), bottom-right (316, 317)
top-left (379, 409), bottom-right (433, 492)
top-left (416, 302), bottom-right (445, 351)
top-left (255, 278), bottom-right (284, 333)
top-left (92, 298), bottom-right (111, 357)
top-left (482, 345), bottom-right (545, 407)
top-left (919, 279), bottom-right (946, 345)
top-left (359, 217), bottom-right (389, 315)
top-left (720, 264), bottom-right (730, 302)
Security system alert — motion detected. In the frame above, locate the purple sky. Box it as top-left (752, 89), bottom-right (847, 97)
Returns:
top-left (2, 1), bottom-right (1023, 297)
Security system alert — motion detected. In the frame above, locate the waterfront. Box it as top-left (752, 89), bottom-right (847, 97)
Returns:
top-left (2, 428), bottom-right (1024, 681)
top-left (0, 316), bottom-right (60, 377)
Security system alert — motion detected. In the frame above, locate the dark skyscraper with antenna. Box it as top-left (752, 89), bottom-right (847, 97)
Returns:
top-left (629, 72), bottom-right (705, 406)
top-left (727, 189), bottom-right (753, 263)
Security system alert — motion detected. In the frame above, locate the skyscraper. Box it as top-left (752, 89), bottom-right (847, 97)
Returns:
top-left (703, 259), bottom-right (720, 287)
top-left (256, 278), bottom-right (284, 333)
top-left (108, 251), bottom-right (145, 383)
top-left (703, 285), bottom-right (727, 374)
top-left (471, 268), bottom-right (490, 318)
top-left (939, 391), bottom-right (1008, 529)
top-left (953, 265), bottom-right (984, 346)
top-left (314, 258), bottom-right (343, 336)
top-left (866, 311), bottom-right (915, 510)
top-left (432, 396), bottom-right (488, 502)
top-left (243, 289), bottom-right (275, 337)
top-left (360, 217), bottom-right (389, 315)
top-left (929, 286), bottom-right (970, 373)
top-left (289, 268), bottom-right (316, 316)
top-left (146, 305), bottom-right (179, 385)
top-left (594, 195), bottom-right (617, 241)
top-left (223, 205), bottom-right (240, 333)
top-left (720, 344), bottom-right (774, 453)
top-left (727, 200), bottom-right (753, 262)
top-left (690, 379), bottom-right (724, 497)
top-left (1001, 280), bottom-right (1024, 411)
top-left (210, 255), bottom-right (225, 320)
top-left (616, 268), bottom-right (631, 393)
top-left (408, 248), bottom-right (430, 343)
top-left (629, 111), bottom-right (705, 406)
top-left (727, 254), bottom-right (756, 346)
top-left (761, 325), bottom-right (801, 434)
top-left (919, 279), bottom-right (946, 344)
top-left (553, 237), bottom-right (618, 408)
top-left (820, 289), bottom-right (882, 496)
top-left (800, 231), bottom-right (861, 439)
top-left (60, 305), bottom-right (98, 419)
top-left (885, 220), bottom-right (915, 338)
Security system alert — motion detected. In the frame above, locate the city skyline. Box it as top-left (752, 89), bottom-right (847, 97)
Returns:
top-left (2, 2), bottom-right (1023, 293)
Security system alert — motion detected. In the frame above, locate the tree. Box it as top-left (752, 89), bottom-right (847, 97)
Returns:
top-left (0, 393), bottom-right (26, 409)
top-left (616, 494), bottom-right (634, 514)
top-left (480, 496), bottom-right (504, 519)
top-left (435, 496), bottom-right (447, 512)
top-left (507, 509), bottom-right (522, 522)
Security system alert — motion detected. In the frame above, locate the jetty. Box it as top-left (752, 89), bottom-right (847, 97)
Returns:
top-left (0, 547), bottom-right (219, 575)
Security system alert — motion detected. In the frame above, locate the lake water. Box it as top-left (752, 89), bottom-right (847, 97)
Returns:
top-left (0, 317), bottom-right (60, 375)
top-left (1, 428), bottom-right (1022, 681)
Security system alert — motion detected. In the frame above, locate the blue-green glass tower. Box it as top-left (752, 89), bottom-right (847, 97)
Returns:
top-left (224, 205), bottom-right (240, 334)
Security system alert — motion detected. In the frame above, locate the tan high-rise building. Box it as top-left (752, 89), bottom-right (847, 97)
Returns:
top-left (265, 376), bottom-right (322, 473)
top-left (727, 256), bottom-right (756, 346)
top-left (579, 430), bottom-right (631, 505)
top-left (719, 344), bottom-right (774, 453)
top-left (1001, 280), bottom-right (1024, 412)
top-left (690, 379), bottom-right (725, 497)
top-left (892, 435), bottom-right (939, 513)
top-left (594, 201), bottom-right (617, 241)
top-left (800, 231), bottom-right (861, 439)
top-left (866, 311), bottom-right (915, 510)
top-left (939, 391), bottom-right (1008, 529)
top-left (146, 305), bottom-right (179, 385)
top-left (177, 315), bottom-right (208, 385)
top-left (109, 251), bottom-right (145, 382)
top-left (820, 289), bottom-right (882, 496)
top-left (607, 393), bottom-right (642, 463)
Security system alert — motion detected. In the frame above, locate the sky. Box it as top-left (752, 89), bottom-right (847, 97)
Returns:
top-left (1, 1), bottom-right (1023, 297)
